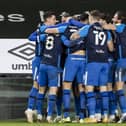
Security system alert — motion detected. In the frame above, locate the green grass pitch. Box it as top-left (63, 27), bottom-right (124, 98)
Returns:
top-left (0, 120), bottom-right (126, 126)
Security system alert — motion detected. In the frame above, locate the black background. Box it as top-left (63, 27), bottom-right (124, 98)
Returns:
top-left (0, 0), bottom-right (126, 38)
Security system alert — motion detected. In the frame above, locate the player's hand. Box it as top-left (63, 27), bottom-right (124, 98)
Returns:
top-left (102, 23), bottom-right (116, 30)
top-left (70, 32), bottom-right (80, 40)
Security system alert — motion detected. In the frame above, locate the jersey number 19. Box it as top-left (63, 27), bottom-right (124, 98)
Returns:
top-left (93, 30), bottom-right (106, 46)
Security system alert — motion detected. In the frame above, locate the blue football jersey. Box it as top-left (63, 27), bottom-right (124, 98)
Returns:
top-left (79, 23), bottom-right (111, 63)
top-left (64, 25), bottom-right (86, 54)
top-left (28, 29), bottom-right (44, 57)
top-left (116, 24), bottom-right (126, 59)
top-left (41, 33), bottom-right (65, 67)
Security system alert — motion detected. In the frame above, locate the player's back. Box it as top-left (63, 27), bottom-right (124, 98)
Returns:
top-left (86, 22), bottom-right (109, 63)
top-left (42, 33), bottom-right (64, 67)
top-left (64, 24), bottom-right (86, 54)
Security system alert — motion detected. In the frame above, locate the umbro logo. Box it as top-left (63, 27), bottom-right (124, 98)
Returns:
top-left (8, 43), bottom-right (35, 61)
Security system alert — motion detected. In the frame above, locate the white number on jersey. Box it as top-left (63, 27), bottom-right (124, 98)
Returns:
top-left (93, 30), bottom-right (106, 46)
top-left (45, 36), bottom-right (54, 50)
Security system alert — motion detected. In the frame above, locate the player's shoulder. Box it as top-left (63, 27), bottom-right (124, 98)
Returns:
top-left (80, 24), bottom-right (90, 31)
top-left (116, 23), bottom-right (126, 33)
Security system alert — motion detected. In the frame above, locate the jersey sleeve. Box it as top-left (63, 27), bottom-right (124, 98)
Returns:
top-left (40, 25), bottom-right (58, 33)
top-left (57, 26), bottom-right (68, 33)
top-left (40, 25), bottom-right (47, 33)
top-left (78, 25), bottom-right (90, 37)
top-left (107, 31), bottom-right (112, 42)
top-left (28, 31), bottom-right (37, 41)
top-left (40, 23), bottom-right (68, 33)
top-left (39, 34), bottom-right (47, 42)
top-left (61, 35), bottom-right (73, 47)
top-left (55, 22), bottom-right (69, 27)
top-left (61, 35), bottom-right (83, 47)
top-left (115, 24), bottom-right (125, 33)
top-left (69, 19), bottom-right (86, 28)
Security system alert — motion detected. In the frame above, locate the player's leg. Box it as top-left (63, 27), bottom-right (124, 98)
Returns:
top-left (54, 73), bottom-right (63, 122)
top-left (99, 63), bottom-right (109, 123)
top-left (100, 86), bottom-right (109, 123)
top-left (115, 68), bottom-right (126, 123)
top-left (36, 86), bottom-right (46, 121)
top-left (84, 63), bottom-right (99, 123)
top-left (76, 59), bottom-right (86, 123)
top-left (46, 65), bottom-right (59, 123)
top-left (54, 86), bottom-right (62, 122)
top-left (62, 56), bottom-right (78, 122)
top-left (107, 61), bottom-right (117, 122)
top-left (54, 54), bottom-right (67, 122)
top-left (78, 84), bottom-right (86, 123)
top-left (47, 87), bottom-right (58, 123)
top-left (85, 85), bottom-right (97, 123)
top-left (95, 88), bottom-right (102, 122)
top-left (108, 85), bottom-right (118, 122)
top-left (25, 56), bottom-right (41, 123)
top-left (27, 81), bottom-right (39, 110)
top-left (27, 57), bottom-right (40, 110)
top-left (36, 64), bottom-right (47, 121)
top-left (72, 81), bottom-right (80, 123)
top-left (25, 80), bottom-right (39, 123)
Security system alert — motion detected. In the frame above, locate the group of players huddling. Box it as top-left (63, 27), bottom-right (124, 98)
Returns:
top-left (24, 10), bottom-right (126, 124)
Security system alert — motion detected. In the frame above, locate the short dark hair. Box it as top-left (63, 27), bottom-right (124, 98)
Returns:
top-left (90, 10), bottom-right (101, 20)
top-left (79, 12), bottom-right (89, 21)
top-left (115, 11), bottom-right (126, 23)
top-left (43, 11), bottom-right (56, 21)
top-left (100, 12), bottom-right (112, 23)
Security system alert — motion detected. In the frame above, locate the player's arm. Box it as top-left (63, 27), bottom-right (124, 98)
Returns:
top-left (28, 30), bottom-right (46, 42)
top-left (68, 18), bottom-right (86, 28)
top-left (39, 34), bottom-right (47, 42)
top-left (40, 19), bottom-right (86, 36)
top-left (61, 35), bottom-right (72, 47)
top-left (107, 31), bottom-right (114, 52)
top-left (115, 24), bottom-right (125, 33)
top-left (103, 23), bottom-right (126, 34)
top-left (61, 35), bottom-right (83, 47)
top-left (40, 23), bottom-right (68, 34)
top-left (44, 28), bottom-right (60, 34)
top-left (70, 25), bottom-right (90, 40)
top-left (45, 25), bottom-right (68, 34)
top-left (28, 31), bottom-right (37, 41)
top-left (102, 23), bottom-right (116, 31)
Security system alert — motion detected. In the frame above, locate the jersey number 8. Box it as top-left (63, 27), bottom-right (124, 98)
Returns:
top-left (45, 36), bottom-right (54, 50)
